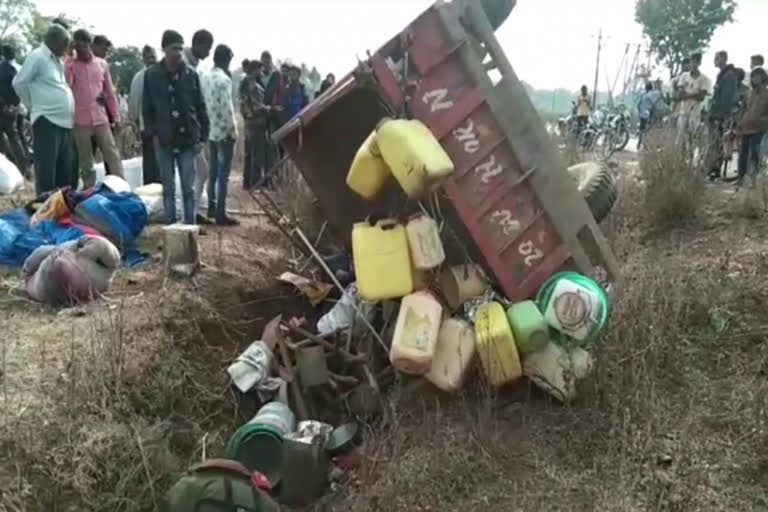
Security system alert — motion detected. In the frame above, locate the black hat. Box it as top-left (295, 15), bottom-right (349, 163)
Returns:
top-left (161, 30), bottom-right (184, 49)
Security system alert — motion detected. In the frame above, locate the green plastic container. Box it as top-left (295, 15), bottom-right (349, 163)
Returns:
top-left (225, 423), bottom-right (284, 485)
top-left (535, 272), bottom-right (609, 348)
top-left (506, 300), bottom-right (549, 356)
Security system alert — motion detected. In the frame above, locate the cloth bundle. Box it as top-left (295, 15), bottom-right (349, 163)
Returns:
top-left (23, 235), bottom-right (121, 305)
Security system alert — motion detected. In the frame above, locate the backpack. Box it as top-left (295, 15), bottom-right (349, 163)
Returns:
top-left (163, 459), bottom-right (280, 512)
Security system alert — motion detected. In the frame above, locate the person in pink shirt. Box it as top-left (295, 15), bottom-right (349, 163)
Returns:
top-left (65, 29), bottom-right (123, 188)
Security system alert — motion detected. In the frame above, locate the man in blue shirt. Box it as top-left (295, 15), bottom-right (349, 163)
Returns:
top-left (281, 65), bottom-right (308, 123)
top-left (636, 82), bottom-right (666, 150)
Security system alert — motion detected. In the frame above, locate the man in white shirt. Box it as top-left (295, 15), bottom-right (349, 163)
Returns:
top-left (203, 44), bottom-right (238, 225)
top-left (182, 29), bottom-right (214, 225)
top-left (128, 45), bottom-right (159, 184)
top-left (668, 57), bottom-right (691, 124)
top-left (675, 53), bottom-right (711, 147)
top-left (13, 24), bottom-right (76, 194)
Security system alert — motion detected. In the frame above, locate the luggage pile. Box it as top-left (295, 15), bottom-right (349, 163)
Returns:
top-left (342, 116), bottom-right (611, 402)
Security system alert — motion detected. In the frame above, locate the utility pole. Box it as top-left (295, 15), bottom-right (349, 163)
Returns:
top-left (592, 28), bottom-right (602, 107)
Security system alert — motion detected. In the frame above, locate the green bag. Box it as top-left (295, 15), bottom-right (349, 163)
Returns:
top-left (163, 459), bottom-right (280, 512)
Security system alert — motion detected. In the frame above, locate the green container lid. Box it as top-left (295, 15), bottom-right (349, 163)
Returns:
top-left (535, 272), bottom-right (609, 348)
top-left (226, 423), bottom-right (284, 485)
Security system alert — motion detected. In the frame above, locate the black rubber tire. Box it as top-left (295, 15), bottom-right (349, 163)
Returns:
top-left (615, 126), bottom-right (630, 151)
top-left (567, 161), bottom-right (618, 223)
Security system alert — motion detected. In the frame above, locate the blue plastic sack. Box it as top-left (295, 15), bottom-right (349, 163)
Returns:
top-left (72, 189), bottom-right (148, 267)
top-left (0, 209), bottom-right (86, 267)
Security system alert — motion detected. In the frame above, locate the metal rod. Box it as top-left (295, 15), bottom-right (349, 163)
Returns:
top-left (247, 188), bottom-right (310, 258)
top-left (294, 227), bottom-right (389, 354)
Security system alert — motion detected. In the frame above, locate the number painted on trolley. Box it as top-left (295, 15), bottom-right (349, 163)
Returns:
top-left (452, 118), bottom-right (480, 154)
top-left (422, 88), bottom-right (455, 113)
top-left (518, 240), bottom-right (544, 267)
top-left (474, 154), bottom-right (503, 183)
top-left (490, 209), bottom-right (521, 236)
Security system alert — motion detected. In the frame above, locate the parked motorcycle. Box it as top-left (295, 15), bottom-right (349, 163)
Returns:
top-left (605, 104), bottom-right (631, 152)
top-left (559, 103), bottom-right (614, 158)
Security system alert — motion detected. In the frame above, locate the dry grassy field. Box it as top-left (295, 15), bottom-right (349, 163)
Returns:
top-left (1, 134), bottom-right (768, 511)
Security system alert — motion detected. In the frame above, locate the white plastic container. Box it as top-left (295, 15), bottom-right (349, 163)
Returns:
top-left (426, 318), bottom-right (476, 392)
top-left (542, 279), bottom-right (601, 341)
top-left (439, 264), bottom-right (489, 310)
top-left (523, 343), bottom-right (594, 403)
top-left (406, 214), bottom-right (445, 270)
top-left (248, 401), bottom-right (296, 437)
top-left (390, 291), bottom-right (443, 375)
top-left (94, 156), bottom-right (144, 190)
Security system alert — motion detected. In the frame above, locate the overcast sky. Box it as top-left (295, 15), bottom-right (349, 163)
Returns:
top-left (33, 0), bottom-right (768, 91)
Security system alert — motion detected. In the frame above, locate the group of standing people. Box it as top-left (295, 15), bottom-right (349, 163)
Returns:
top-left (635, 50), bottom-right (768, 187)
top-left (6, 20), bottom-right (335, 230)
top-left (669, 50), bottom-right (768, 186)
top-left (6, 23), bottom-right (122, 196)
top-left (237, 53), bottom-right (335, 189)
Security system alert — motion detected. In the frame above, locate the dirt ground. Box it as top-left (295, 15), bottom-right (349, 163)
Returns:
top-left (2, 149), bottom-right (768, 511)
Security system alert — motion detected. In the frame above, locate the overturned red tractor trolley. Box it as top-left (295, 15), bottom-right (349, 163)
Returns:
top-left (274, 0), bottom-right (621, 301)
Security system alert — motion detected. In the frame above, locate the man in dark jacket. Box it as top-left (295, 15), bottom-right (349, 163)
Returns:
top-left (0, 44), bottom-right (29, 175)
top-left (706, 51), bottom-right (739, 180)
top-left (281, 65), bottom-right (308, 124)
top-left (734, 67), bottom-right (768, 187)
top-left (143, 30), bottom-right (210, 225)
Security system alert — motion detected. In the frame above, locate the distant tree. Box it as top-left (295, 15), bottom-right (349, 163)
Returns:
top-left (107, 45), bottom-right (142, 91)
top-left (0, 0), bottom-right (33, 43)
top-left (0, 0), bottom-right (34, 55)
top-left (635, 0), bottom-right (736, 78)
top-left (25, 10), bottom-right (87, 49)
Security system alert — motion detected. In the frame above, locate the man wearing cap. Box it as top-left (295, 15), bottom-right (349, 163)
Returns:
top-left (143, 30), bottom-right (209, 225)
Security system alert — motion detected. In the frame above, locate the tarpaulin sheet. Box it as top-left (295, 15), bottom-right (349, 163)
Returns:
top-left (0, 187), bottom-right (148, 268)
top-left (71, 185), bottom-right (148, 267)
top-left (0, 209), bottom-right (86, 267)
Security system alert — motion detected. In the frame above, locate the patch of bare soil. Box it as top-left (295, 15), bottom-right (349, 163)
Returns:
top-left (2, 155), bottom-right (768, 511)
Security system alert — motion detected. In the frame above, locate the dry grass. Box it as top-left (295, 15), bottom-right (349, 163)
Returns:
top-left (639, 127), bottom-right (706, 227)
top-left (324, 172), bottom-right (768, 511)
top-left (3, 150), bottom-right (768, 510)
top-left (0, 186), bottom-right (295, 510)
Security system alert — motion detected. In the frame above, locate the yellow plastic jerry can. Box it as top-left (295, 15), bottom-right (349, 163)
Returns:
top-left (376, 118), bottom-right (454, 198)
top-left (352, 219), bottom-right (414, 301)
top-left (346, 130), bottom-right (391, 199)
top-left (474, 301), bottom-right (522, 387)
